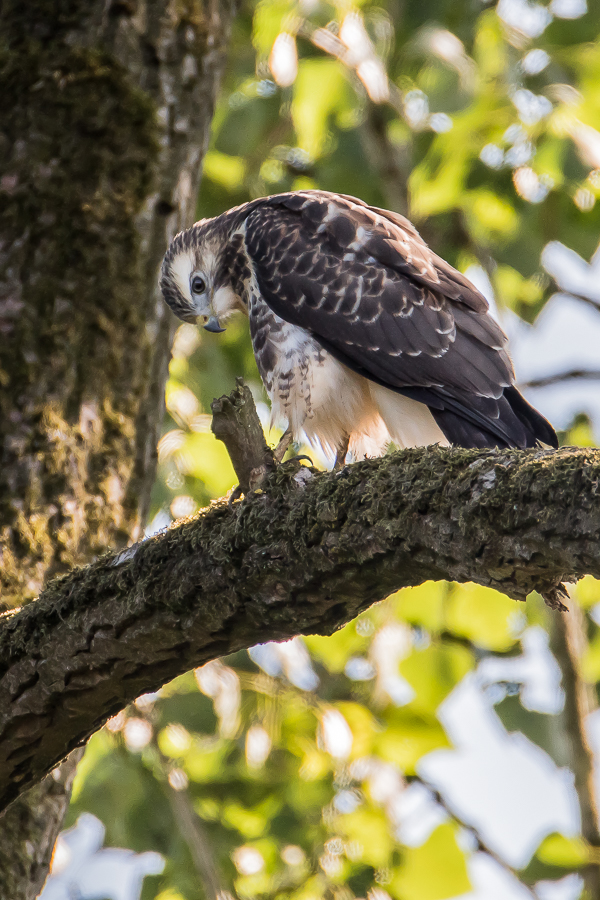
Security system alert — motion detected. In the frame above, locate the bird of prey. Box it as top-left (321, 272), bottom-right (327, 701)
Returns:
top-left (160, 190), bottom-right (557, 466)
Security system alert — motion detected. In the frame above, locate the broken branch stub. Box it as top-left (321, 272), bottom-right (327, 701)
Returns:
top-left (211, 378), bottom-right (276, 494)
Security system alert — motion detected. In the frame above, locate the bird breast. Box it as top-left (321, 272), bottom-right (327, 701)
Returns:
top-left (250, 296), bottom-right (446, 459)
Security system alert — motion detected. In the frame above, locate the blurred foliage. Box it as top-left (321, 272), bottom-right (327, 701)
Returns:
top-left (67, 0), bottom-right (600, 898)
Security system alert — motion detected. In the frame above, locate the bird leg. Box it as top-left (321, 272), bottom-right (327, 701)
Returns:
top-left (334, 434), bottom-right (350, 472)
top-left (273, 428), bottom-right (293, 463)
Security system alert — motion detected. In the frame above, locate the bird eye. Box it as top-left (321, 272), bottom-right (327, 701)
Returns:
top-left (191, 275), bottom-right (206, 295)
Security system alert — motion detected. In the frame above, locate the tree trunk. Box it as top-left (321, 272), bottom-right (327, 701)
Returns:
top-left (0, 0), bottom-right (234, 894)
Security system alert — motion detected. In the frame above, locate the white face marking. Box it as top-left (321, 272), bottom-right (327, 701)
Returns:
top-left (170, 250), bottom-right (195, 303)
top-left (213, 284), bottom-right (241, 319)
top-left (170, 244), bottom-right (240, 321)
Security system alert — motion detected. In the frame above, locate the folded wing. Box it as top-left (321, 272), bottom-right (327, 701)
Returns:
top-left (243, 191), bottom-right (557, 449)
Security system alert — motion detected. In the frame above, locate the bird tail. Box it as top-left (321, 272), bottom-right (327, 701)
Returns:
top-left (502, 385), bottom-right (558, 449)
top-left (428, 385), bottom-right (558, 449)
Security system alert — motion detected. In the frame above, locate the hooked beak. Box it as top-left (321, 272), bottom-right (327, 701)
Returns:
top-left (203, 315), bottom-right (226, 334)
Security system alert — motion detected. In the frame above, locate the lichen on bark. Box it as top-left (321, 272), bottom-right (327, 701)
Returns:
top-left (0, 0), bottom-right (233, 606)
top-left (0, 10), bottom-right (159, 605)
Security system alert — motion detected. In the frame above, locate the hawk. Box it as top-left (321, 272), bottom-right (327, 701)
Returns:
top-left (160, 190), bottom-right (557, 466)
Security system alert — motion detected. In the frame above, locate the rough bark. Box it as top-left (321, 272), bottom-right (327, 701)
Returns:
top-left (0, 0), bottom-right (233, 893)
top-left (211, 379), bottom-right (276, 493)
top-left (0, 441), bottom-right (598, 815)
top-left (0, 749), bottom-right (83, 899)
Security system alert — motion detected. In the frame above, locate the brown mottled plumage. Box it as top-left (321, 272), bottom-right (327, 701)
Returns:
top-left (160, 190), bottom-right (557, 461)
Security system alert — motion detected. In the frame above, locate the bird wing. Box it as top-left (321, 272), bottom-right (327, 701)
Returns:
top-left (242, 191), bottom-right (536, 446)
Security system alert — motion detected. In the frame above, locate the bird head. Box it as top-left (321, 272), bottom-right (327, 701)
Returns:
top-left (160, 220), bottom-right (243, 333)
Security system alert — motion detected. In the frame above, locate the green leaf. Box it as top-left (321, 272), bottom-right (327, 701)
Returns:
top-left (494, 265), bottom-right (544, 310)
top-left (203, 150), bottom-right (247, 191)
top-left (289, 874), bottom-right (326, 900)
top-left (534, 137), bottom-right (566, 187)
top-left (305, 621), bottom-right (370, 673)
top-left (582, 628), bottom-right (600, 682)
top-left (377, 710), bottom-right (450, 774)
top-left (574, 575), bottom-right (600, 610)
top-left (335, 701), bottom-right (380, 758)
top-left (445, 583), bottom-right (521, 651)
top-left (391, 582), bottom-right (448, 632)
top-left (336, 807), bottom-right (394, 868)
top-left (536, 833), bottom-right (589, 868)
top-left (177, 432), bottom-right (236, 498)
top-left (223, 797), bottom-right (282, 838)
top-left (399, 642), bottom-right (473, 715)
top-left (473, 10), bottom-right (508, 80)
top-left (70, 730), bottom-right (114, 805)
top-left (463, 189), bottom-right (519, 241)
top-left (185, 741), bottom-right (229, 782)
top-left (286, 771), bottom-right (332, 810)
top-left (410, 152), bottom-right (468, 219)
top-left (253, 0), bottom-right (296, 56)
top-left (292, 59), bottom-right (355, 159)
top-left (390, 824), bottom-right (470, 900)
top-left (235, 870), bottom-right (272, 897)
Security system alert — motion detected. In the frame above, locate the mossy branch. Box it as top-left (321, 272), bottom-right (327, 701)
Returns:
top-left (0, 435), bottom-right (598, 812)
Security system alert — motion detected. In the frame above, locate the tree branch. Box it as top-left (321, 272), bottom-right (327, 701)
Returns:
top-left (565, 292), bottom-right (600, 315)
top-left (143, 705), bottom-right (235, 900)
top-left (211, 379), bottom-right (276, 494)
top-left (413, 775), bottom-right (537, 897)
top-left (0, 428), bottom-right (597, 812)
top-left (519, 369), bottom-right (600, 390)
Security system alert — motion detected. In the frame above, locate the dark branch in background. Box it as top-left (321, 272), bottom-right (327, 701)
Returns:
top-left (519, 370), bottom-right (600, 390)
top-left (145, 710), bottom-right (234, 900)
top-left (567, 292), bottom-right (600, 315)
top-left (414, 776), bottom-right (537, 897)
top-left (551, 607), bottom-right (600, 894)
top-left (0, 386), bottom-right (599, 814)
top-left (166, 786), bottom-right (232, 900)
